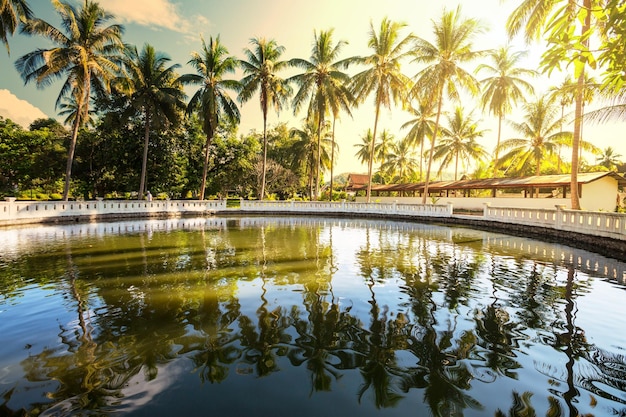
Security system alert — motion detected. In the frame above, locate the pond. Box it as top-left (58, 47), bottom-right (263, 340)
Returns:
top-left (1, 216), bottom-right (625, 416)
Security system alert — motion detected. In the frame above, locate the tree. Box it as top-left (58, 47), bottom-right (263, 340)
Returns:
top-left (496, 96), bottom-right (572, 179)
top-left (507, 0), bottom-right (604, 209)
top-left (548, 77), bottom-right (575, 173)
top-left (374, 129), bottom-right (394, 180)
top-left (117, 44), bottom-right (186, 200)
top-left (16, 0), bottom-right (124, 201)
top-left (0, 0), bottom-right (31, 54)
top-left (350, 18), bottom-right (413, 202)
top-left (239, 37), bottom-right (291, 200)
top-left (178, 35), bottom-right (241, 200)
top-left (411, 6), bottom-right (484, 204)
top-left (354, 129), bottom-right (374, 168)
top-left (289, 29), bottom-right (353, 200)
top-left (401, 95), bottom-right (437, 180)
top-left (432, 107), bottom-right (488, 180)
top-left (476, 46), bottom-right (535, 176)
top-left (381, 138), bottom-right (419, 185)
top-left (290, 118), bottom-right (333, 199)
top-left (595, 147), bottom-right (622, 171)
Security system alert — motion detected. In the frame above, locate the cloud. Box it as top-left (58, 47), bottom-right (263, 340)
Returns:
top-left (104, 0), bottom-right (203, 33)
top-left (0, 90), bottom-right (48, 128)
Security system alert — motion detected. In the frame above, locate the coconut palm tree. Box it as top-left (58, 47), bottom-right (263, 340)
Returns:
top-left (289, 29), bottom-right (354, 200)
top-left (496, 96), bottom-right (572, 180)
top-left (15, 0), bottom-right (124, 201)
top-left (548, 77), bottom-right (575, 173)
top-left (1, 0), bottom-right (31, 54)
top-left (506, 0), bottom-right (603, 209)
top-left (374, 129), bottom-right (394, 181)
top-left (381, 138), bottom-right (419, 185)
top-left (595, 147), bottom-right (623, 171)
top-left (354, 129), bottom-right (374, 167)
top-left (432, 106), bottom-right (488, 180)
top-left (178, 35), bottom-right (241, 200)
top-left (401, 95), bottom-right (437, 180)
top-left (289, 118), bottom-right (334, 199)
top-left (239, 37), bottom-right (291, 200)
top-left (410, 6), bottom-right (484, 204)
top-left (476, 46), bottom-right (536, 176)
top-left (117, 44), bottom-right (186, 200)
top-left (350, 18), bottom-right (413, 202)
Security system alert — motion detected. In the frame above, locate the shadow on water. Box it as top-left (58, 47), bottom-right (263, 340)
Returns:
top-left (0, 216), bottom-right (625, 416)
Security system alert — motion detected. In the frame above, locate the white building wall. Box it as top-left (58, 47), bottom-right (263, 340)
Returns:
top-left (579, 176), bottom-right (619, 211)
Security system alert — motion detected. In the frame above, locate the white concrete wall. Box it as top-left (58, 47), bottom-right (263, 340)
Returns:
top-left (580, 176), bottom-right (619, 211)
top-left (356, 195), bottom-right (572, 210)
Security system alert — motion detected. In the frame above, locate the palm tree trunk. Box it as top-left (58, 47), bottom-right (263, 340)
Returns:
top-left (199, 132), bottom-right (213, 200)
top-left (422, 86), bottom-right (444, 204)
top-left (366, 104), bottom-right (381, 203)
top-left (330, 116), bottom-right (336, 201)
top-left (493, 113), bottom-right (502, 177)
top-left (569, 0), bottom-right (590, 211)
top-left (260, 114), bottom-right (268, 200)
top-left (454, 152), bottom-right (459, 181)
top-left (138, 110), bottom-right (150, 200)
top-left (315, 113), bottom-right (323, 200)
top-left (62, 77), bottom-right (90, 201)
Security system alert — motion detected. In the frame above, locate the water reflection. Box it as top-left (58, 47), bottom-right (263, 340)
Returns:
top-left (0, 217), bottom-right (625, 416)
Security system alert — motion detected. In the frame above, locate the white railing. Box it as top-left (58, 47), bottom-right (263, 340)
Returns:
top-left (484, 204), bottom-right (626, 241)
top-left (0, 198), bottom-right (227, 224)
top-left (239, 200), bottom-right (454, 218)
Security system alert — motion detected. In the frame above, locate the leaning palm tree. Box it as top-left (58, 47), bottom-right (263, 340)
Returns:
top-left (401, 95), bottom-right (437, 180)
top-left (432, 106), bottom-right (488, 180)
top-left (350, 18), bottom-right (413, 202)
top-left (410, 6), bottom-right (484, 204)
top-left (117, 44), bottom-right (186, 200)
top-left (289, 29), bottom-right (354, 200)
top-left (178, 35), bottom-right (241, 200)
top-left (496, 95), bottom-right (572, 180)
top-left (1, 0), bottom-right (32, 54)
top-left (15, 0), bottom-right (124, 200)
top-left (506, 0), bottom-right (603, 209)
top-left (239, 37), bottom-right (291, 200)
top-left (476, 46), bottom-right (536, 176)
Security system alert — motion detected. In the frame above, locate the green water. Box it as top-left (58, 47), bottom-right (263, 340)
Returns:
top-left (1, 216), bottom-right (625, 416)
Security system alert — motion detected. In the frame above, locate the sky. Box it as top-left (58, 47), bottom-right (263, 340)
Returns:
top-left (0, 0), bottom-right (623, 176)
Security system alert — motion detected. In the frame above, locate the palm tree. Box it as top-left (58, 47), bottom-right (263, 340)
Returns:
top-left (350, 18), bottom-right (413, 202)
top-left (354, 129), bottom-right (374, 167)
top-left (506, 0), bottom-right (602, 210)
top-left (289, 29), bottom-right (354, 200)
top-left (548, 77), bottom-right (575, 173)
top-left (1, 0), bottom-right (31, 54)
top-left (290, 118), bottom-right (334, 199)
top-left (239, 37), bottom-right (291, 200)
top-left (432, 107), bottom-right (488, 180)
top-left (15, 0), bottom-right (124, 201)
top-left (178, 35), bottom-right (241, 200)
top-left (117, 44), bottom-right (186, 200)
top-left (496, 96), bottom-right (572, 180)
top-left (410, 6), bottom-right (484, 204)
top-left (381, 138), bottom-right (419, 185)
top-left (374, 129), bottom-right (394, 179)
top-left (476, 46), bottom-right (536, 176)
top-left (595, 147), bottom-right (622, 171)
top-left (401, 95), bottom-right (437, 180)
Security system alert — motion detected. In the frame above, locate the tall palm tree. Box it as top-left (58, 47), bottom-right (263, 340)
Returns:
top-left (178, 35), bottom-right (241, 200)
top-left (117, 44), bottom-right (186, 200)
top-left (506, 0), bottom-right (602, 209)
top-left (289, 29), bottom-right (354, 200)
top-left (432, 106), bottom-right (488, 180)
top-left (548, 77), bottom-right (575, 173)
top-left (476, 46), bottom-right (536, 176)
top-left (496, 95), bottom-right (572, 179)
top-left (350, 18), bottom-right (413, 202)
top-left (401, 95), bottom-right (437, 180)
top-left (15, 0), bottom-right (124, 201)
top-left (410, 6), bottom-right (484, 204)
top-left (1, 0), bottom-right (31, 54)
top-left (239, 37), bottom-right (291, 200)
